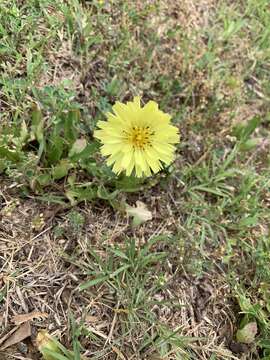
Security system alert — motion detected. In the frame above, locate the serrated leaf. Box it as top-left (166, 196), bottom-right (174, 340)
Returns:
top-left (64, 110), bottom-right (79, 144)
top-left (31, 106), bottom-right (44, 143)
top-left (52, 160), bottom-right (72, 180)
top-left (233, 116), bottom-right (260, 141)
top-left (31, 106), bottom-right (45, 160)
top-left (66, 186), bottom-right (97, 205)
top-left (0, 146), bottom-right (21, 162)
top-left (47, 133), bottom-right (64, 165)
top-left (97, 185), bottom-right (119, 200)
top-left (20, 120), bottom-right (29, 144)
top-left (236, 322), bottom-right (257, 344)
top-left (69, 139), bottom-right (87, 158)
top-left (240, 138), bottom-right (261, 151)
top-left (69, 142), bottom-right (98, 162)
top-left (0, 159), bottom-right (7, 173)
top-left (36, 173), bottom-right (52, 186)
top-left (115, 176), bottom-right (142, 192)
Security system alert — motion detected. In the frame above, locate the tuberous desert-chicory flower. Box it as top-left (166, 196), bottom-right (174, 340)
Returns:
top-left (94, 97), bottom-right (179, 177)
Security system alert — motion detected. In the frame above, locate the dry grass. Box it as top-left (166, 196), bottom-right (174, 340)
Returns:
top-left (0, 181), bottom-right (238, 359)
top-left (1, 0), bottom-right (270, 359)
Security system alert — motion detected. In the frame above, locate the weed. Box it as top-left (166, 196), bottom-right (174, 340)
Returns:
top-left (1, 0), bottom-right (270, 359)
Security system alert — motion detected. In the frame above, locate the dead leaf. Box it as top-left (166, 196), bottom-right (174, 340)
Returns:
top-left (69, 138), bottom-right (87, 157)
top-left (36, 330), bottom-right (89, 360)
top-left (236, 322), bottom-right (257, 344)
top-left (0, 322), bottom-right (31, 350)
top-left (126, 201), bottom-right (152, 226)
top-left (87, 325), bottom-right (108, 340)
top-left (36, 330), bottom-right (60, 360)
top-left (0, 327), bottom-right (18, 347)
top-left (85, 315), bottom-right (99, 323)
top-left (112, 345), bottom-right (126, 360)
top-left (11, 311), bottom-right (48, 325)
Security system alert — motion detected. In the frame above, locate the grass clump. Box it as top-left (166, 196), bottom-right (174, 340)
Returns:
top-left (0, 0), bottom-right (270, 359)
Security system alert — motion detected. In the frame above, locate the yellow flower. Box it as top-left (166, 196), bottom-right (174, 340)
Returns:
top-left (94, 97), bottom-right (179, 177)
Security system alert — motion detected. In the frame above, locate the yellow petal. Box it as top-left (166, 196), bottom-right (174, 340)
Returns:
top-left (134, 149), bottom-right (149, 174)
top-left (135, 163), bottom-right (143, 177)
top-left (94, 97), bottom-right (179, 177)
top-left (121, 149), bottom-right (134, 168)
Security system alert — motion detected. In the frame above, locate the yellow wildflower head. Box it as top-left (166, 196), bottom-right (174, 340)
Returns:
top-left (94, 97), bottom-right (179, 177)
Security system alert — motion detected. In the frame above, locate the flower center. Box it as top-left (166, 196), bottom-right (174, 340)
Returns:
top-left (127, 126), bottom-right (153, 149)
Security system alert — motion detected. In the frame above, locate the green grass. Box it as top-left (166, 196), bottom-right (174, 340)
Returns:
top-left (1, 0), bottom-right (270, 359)
top-left (75, 236), bottom-right (195, 359)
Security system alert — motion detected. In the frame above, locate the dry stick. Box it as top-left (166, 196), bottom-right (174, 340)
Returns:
top-left (246, 138), bottom-right (269, 166)
top-left (5, 248), bottom-right (15, 327)
top-left (105, 299), bottom-right (120, 346)
top-left (5, 279), bottom-right (9, 328)
top-left (193, 144), bottom-right (214, 167)
top-left (15, 286), bottom-right (29, 313)
top-left (26, 227), bottom-right (52, 261)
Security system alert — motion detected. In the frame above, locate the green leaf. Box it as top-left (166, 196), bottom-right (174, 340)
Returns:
top-left (233, 116), bottom-right (261, 141)
top-left (258, 339), bottom-right (270, 350)
top-left (240, 138), bottom-right (261, 151)
top-left (239, 215), bottom-right (258, 227)
top-left (37, 331), bottom-right (79, 360)
top-left (223, 19), bottom-right (245, 40)
top-left (42, 348), bottom-right (69, 360)
top-left (105, 76), bottom-right (122, 96)
top-left (47, 133), bottom-right (64, 165)
top-left (69, 142), bottom-right (98, 162)
top-left (97, 185), bottom-right (119, 200)
top-left (0, 146), bottom-right (21, 162)
top-left (0, 286), bottom-right (7, 303)
top-left (0, 160), bottom-right (6, 173)
top-left (190, 185), bottom-right (231, 198)
top-left (35, 194), bottom-right (67, 205)
top-left (68, 138), bottom-right (87, 158)
top-left (109, 248), bottom-right (129, 260)
top-left (109, 264), bottom-right (130, 278)
top-left (31, 105), bottom-right (45, 159)
top-left (52, 160), bottom-right (72, 180)
top-left (64, 110), bottom-right (79, 144)
top-left (31, 106), bottom-right (44, 143)
top-left (80, 264), bottom-right (130, 290)
top-left (115, 176), bottom-right (143, 192)
top-left (80, 275), bottom-right (109, 290)
top-left (36, 173), bottom-right (52, 186)
top-left (65, 185), bottom-right (97, 205)
top-left (20, 120), bottom-right (29, 144)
